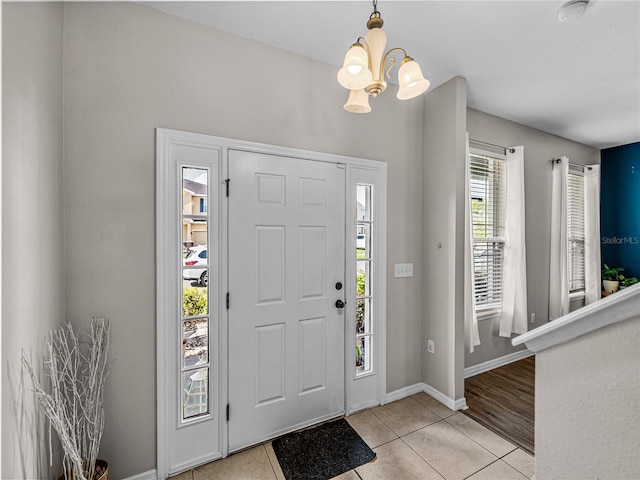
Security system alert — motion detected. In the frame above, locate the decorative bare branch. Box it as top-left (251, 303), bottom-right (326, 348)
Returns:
top-left (22, 318), bottom-right (112, 480)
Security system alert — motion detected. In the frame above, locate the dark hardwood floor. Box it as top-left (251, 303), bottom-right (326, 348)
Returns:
top-left (463, 356), bottom-right (535, 455)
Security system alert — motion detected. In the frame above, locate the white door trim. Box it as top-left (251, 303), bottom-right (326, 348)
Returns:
top-left (156, 130), bottom-right (387, 478)
top-left (345, 164), bottom-right (388, 413)
top-left (156, 129), bottom-right (224, 478)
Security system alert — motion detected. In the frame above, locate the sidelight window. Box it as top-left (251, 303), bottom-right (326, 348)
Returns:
top-left (356, 184), bottom-right (374, 375)
top-left (181, 167), bottom-right (211, 420)
top-left (157, 129), bottom-right (222, 476)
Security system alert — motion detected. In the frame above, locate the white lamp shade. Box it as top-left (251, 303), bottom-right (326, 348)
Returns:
top-left (343, 89), bottom-right (371, 113)
top-left (396, 60), bottom-right (430, 100)
top-left (337, 44), bottom-right (372, 90)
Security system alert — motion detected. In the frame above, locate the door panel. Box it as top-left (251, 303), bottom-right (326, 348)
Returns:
top-left (256, 226), bottom-right (286, 303)
top-left (228, 150), bottom-right (345, 450)
top-left (255, 323), bottom-right (286, 405)
top-left (300, 226), bottom-right (326, 299)
top-left (299, 317), bottom-right (326, 394)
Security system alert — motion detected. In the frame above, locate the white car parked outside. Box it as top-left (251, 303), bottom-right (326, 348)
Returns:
top-left (183, 245), bottom-right (208, 286)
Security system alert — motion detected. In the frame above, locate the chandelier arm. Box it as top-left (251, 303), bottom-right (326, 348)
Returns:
top-left (384, 57), bottom-right (396, 81)
top-left (380, 47), bottom-right (408, 80)
top-left (356, 37), bottom-right (374, 73)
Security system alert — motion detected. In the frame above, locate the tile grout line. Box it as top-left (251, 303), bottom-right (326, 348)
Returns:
top-left (263, 444), bottom-right (282, 480)
top-left (433, 399), bottom-right (522, 449)
top-left (395, 416), bottom-right (529, 480)
top-left (363, 403), bottom-right (452, 479)
top-left (442, 413), bottom-right (519, 459)
top-left (347, 410), bottom-right (399, 450)
top-left (462, 409), bottom-right (535, 456)
top-left (410, 394), bottom-right (459, 420)
top-left (501, 450), bottom-right (535, 479)
top-left (397, 435), bottom-right (447, 480)
top-left (368, 400), bottom-right (448, 438)
top-left (462, 458), bottom-right (504, 480)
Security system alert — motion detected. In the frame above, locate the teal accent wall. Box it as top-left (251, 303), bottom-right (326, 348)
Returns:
top-left (601, 142), bottom-right (640, 278)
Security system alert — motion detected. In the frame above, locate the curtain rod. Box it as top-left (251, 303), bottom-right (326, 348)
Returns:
top-left (550, 158), bottom-right (593, 170)
top-left (469, 138), bottom-right (516, 154)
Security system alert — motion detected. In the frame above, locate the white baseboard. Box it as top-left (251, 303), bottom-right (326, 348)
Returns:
top-left (385, 383), bottom-right (427, 404)
top-left (422, 383), bottom-right (467, 411)
top-left (385, 383), bottom-right (466, 411)
top-left (123, 469), bottom-right (157, 480)
top-left (464, 349), bottom-right (533, 379)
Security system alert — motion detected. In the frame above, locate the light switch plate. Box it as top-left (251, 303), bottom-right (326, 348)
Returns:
top-left (394, 263), bottom-right (413, 278)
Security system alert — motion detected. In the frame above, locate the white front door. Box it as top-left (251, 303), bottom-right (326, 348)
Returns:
top-left (228, 150), bottom-right (346, 450)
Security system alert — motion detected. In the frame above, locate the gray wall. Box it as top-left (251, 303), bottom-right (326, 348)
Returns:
top-left (535, 315), bottom-right (640, 478)
top-left (2, 2), bottom-right (607, 478)
top-left (60, 3), bottom-right (424, 477)
top-left (465, 108), bottom-right (600, 368)
top-left (422, 77), bottom-right (467, 402)
top-left (2, 3), bottom-right (64, 479)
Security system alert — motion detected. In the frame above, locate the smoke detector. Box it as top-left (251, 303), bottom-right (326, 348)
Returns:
top-left (558, 0), bottom-right (589, 22)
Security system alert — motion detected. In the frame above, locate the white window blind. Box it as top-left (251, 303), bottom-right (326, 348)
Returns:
top-left (567, 172), bottom-right (585, 292)
top-left (469, 153), bottom-right (506, 311)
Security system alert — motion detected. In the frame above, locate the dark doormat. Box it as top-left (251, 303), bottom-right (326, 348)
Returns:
top-left (272, 418), bottom-right (376, 480)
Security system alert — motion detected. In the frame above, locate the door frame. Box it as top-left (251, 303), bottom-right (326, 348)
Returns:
top-left (156, 129), bottom-right (387, 478)
top-left (345, 164), bottom-right (387, 414)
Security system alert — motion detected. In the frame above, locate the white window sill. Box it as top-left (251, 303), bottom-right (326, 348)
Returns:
top-left (569, 291), bottom-right (585, 301)
top-left (475, 308), bottom-right (501, 321)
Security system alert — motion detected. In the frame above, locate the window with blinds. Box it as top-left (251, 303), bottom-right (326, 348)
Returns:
top-left (567, 172), bottom-right (585, 293)
top-left (469, 152), bottom-right (506, 312)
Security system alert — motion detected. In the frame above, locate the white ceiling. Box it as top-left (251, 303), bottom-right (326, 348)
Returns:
top-left (142, 1), bottom-right (640, 150)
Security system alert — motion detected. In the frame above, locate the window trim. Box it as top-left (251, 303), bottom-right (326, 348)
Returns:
top-left (355, 186), bottom-right (374, 378)
top-left (346, 164), bottom-right (387, 414)
top-left (567, 169), bottom-right (586, 295)
top-left (156, 129), bottom-right (223, 477)
top-left (469, 147), bottom-right (506, 317)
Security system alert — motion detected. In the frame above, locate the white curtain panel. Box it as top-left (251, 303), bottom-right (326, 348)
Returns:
top-left (584, 164), bottom-right (602, 305)
top-left (500, 146), bottom-right (528, 337)
top-left (549, 156), bottom-right (570, 320)
top-left (464, 134), bottom-right (481, 352)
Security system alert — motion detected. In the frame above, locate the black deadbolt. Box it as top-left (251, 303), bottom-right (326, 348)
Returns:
top-left (335, 282), bottom-right (343, 291)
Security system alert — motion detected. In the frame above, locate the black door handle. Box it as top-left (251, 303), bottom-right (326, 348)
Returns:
top-left (335, 299), bottom-right (346, 309)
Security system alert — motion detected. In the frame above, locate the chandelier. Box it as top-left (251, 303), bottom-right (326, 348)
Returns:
top-left (337, 0), bottom-right (431, 113)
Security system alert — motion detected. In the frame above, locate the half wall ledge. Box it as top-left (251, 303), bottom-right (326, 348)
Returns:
top-left (512, 283), bottom-right (640, 352)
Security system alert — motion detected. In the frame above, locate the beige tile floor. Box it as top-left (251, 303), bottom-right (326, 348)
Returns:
top-left (171, 393), bottom-right (534, 480)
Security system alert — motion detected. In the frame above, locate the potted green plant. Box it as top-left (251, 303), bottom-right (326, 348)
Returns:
top-left (619, 275), bottom-right (639, 289)
top-left (602, 264), bottom-right (624, 293)
top-left (22, 318), bottom-right (112, 480)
